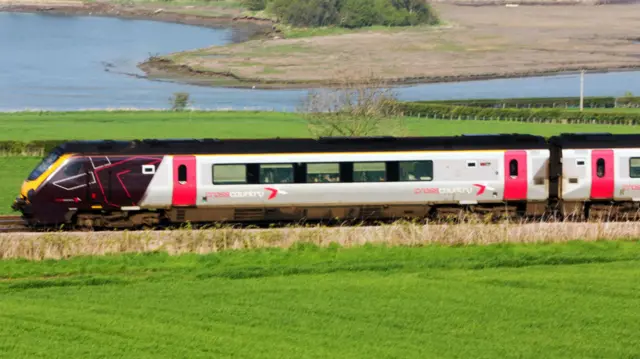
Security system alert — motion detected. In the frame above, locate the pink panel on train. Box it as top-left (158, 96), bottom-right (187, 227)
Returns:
top-left (590, 149), bottom-right (614, 200)
top-left (504, 150), bottom-right (528, 201)
top-left (172, 155), bottom-right (197, 206)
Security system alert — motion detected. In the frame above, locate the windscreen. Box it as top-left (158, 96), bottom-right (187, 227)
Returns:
top-left (27, 148), bottom-right (63, 181)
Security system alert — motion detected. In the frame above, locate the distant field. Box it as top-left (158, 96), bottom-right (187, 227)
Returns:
top-left (2, 111), bottom-right (640, 142)
top-left (1, 241), bottom-right (640, 358)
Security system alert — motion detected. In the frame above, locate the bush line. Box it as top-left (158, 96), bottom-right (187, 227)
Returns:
top-left (412, 96), bottom-right (640, 108)
top-left (396, 102), bottom-right (640, 125)
top-left (0, 140), bottom-right (65, 156)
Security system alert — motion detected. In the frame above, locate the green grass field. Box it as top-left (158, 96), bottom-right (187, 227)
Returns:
top-left (0, 157), bottom-right (40, 214)
top-left (1, 240), bottom-right (640, 358)
top-left (2, 110), bottom-right (640, 142)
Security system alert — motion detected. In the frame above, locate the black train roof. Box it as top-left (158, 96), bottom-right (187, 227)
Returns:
top-left (55, 134), bottom-right (549, 155)
top-left (548, 133), bottom-right (640, 149)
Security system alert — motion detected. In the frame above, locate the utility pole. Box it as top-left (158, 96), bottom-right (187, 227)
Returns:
top-left (579, 70), bottom-right (585, 112)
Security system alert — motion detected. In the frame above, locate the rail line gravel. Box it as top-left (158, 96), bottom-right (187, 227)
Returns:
top-left (1, 221), bottom-right (640, 260)
top-left (0, 216), bottom-right (28, 233)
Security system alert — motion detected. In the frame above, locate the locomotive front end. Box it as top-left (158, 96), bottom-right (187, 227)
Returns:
top-left (11, 147), bottom-right (68, 218)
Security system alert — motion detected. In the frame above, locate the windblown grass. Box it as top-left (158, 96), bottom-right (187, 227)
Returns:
top-left (3, 220), bottom-right (640, 260)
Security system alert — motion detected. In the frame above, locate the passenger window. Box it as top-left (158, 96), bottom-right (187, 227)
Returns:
top-left (260, 164), bottom-right (293, 184)
top-left (307, 163), bottom-right (339, 183)
top-left (509, 159), bottom-right (518, 178)
top-left (63, 162), bottom-right (83, 176)
top-left (630, 158), bottom-right (640, 178)
top-left (400, 161), bottom-right (433, 181)
top-left (596, 158), bottom-right (605, 178)
top-left (399, 161), bottom-right (433, 181)
top-left (354, 162), bottom-right (386, 182)
top-left (213, 164), bottom-right (247, 184)
top-left (178, 165), bottom-right (187, 183)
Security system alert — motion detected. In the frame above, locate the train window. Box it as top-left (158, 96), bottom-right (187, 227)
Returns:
top-left (509, 159), bottom-right (518, 178)
top-left (466, 161), bottom-right (477, 168)
top-left (27, 149), bottom-right (62, 181)
top-left (260, 164), bottom-right (293, 184)
top-left (576, 159), bottom-right (585, 166)
top-left (307, 163), bottom-right (340, 183)
top-left (630, 158), bottom-right (640, 178)
top-left (596, 158), bottom-right (605, 178)
top-left (353, 162), bottom-right (386, 182)
top-left (399, 161), bottom-right (433, 181)
top-left (63, 162), bottom-right (83, 176)
top-left (178, 165), bottom-right (187, 183)
top-left (213, 164), bottom-right (247, 185)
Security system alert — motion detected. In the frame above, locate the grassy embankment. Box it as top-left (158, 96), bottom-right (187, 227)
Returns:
top-left (2, 241), bottom-right (640, 358)
top-left (2, 110), bottom-right (640, 214)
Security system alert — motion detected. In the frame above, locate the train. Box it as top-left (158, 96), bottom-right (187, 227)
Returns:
top-left (10, 132), bottom-right (640, 229)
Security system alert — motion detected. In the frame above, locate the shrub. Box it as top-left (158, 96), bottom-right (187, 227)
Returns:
top-left (339, 0), bottom-right (383, 28)
top-left (268, 0), bottom-right (438, 29)
top-left (269, 0), bottom-right (340, 27)
top-left (242, 0), bottom-right (267, 11)
top-left (169, 92), bottom-right (190, 112)
top-left (617, 92), bottom-right (640, 108)
top-left (299, 71), bottom-right (407, 137)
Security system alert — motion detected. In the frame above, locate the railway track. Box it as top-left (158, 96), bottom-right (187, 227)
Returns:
top-left (0, 216), bottom-right (29, 233)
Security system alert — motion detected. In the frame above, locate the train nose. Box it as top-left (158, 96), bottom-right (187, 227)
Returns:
top-left (11, 196), bottom-right (26, 211)
top-left (19, 180), bottom-right (29, 199)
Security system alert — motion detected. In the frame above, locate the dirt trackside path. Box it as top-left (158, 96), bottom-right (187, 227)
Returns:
top-left (141, 3), bottom-right (640, 88)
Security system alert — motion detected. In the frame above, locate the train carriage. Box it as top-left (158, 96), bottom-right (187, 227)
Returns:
top-left (549, 133), bottom-right (640, 220)
top-left (12, 134), bottom-right (551, 229)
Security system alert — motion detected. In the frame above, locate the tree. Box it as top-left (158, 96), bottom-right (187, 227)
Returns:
top-left (299, 70), bottom-right (406, 137)
top-left (169, 92), bottom-right (191, 111)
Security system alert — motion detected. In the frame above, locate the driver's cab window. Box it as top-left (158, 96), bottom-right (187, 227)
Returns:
top-left (64, 161), bottom-right (84, 177)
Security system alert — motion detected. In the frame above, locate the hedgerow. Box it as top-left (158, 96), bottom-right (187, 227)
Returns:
top-left (413, 96), bottom-right (640, 109)
top-left (396, 102), bottom-right (640, 124)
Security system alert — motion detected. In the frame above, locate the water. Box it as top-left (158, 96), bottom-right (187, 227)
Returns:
top-left (0, 11), bottom-right (639, 111)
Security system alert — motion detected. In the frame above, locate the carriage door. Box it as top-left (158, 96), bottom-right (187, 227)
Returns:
top-left (590, 149), bottom-right (614, 199)
top-left (504, 150), bottom-right (528, 201)
top-left (172, 155), bottom-right (197, 206)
